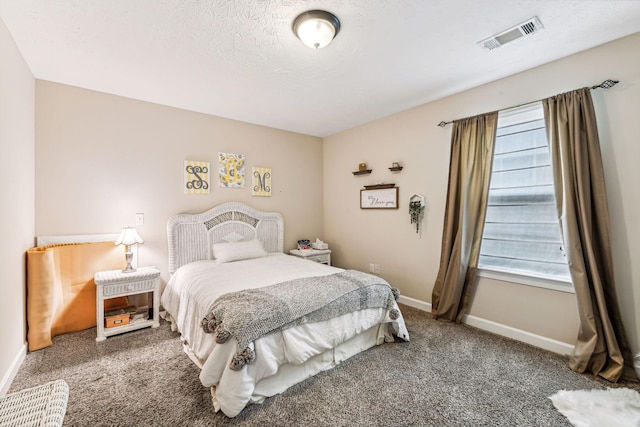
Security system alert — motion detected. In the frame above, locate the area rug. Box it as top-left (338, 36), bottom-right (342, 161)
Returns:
top-left (549, 387), bottom-right (640, 426)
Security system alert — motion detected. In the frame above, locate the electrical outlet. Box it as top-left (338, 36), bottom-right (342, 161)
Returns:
top-left (374, 264), bottom-right (380, 274)
top-left (369, 263), bottom-right (375, 273)
top-left (135, 213), bottom-right (144, 226)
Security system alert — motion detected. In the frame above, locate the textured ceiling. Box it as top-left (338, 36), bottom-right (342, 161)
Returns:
top-left (1, 1), bottom-right (640, 137)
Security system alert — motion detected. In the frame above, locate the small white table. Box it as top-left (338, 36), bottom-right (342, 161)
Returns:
top-left (94, 266), bottom-right (161, 342)
top-left (289, 249), bottom-right (332, 266)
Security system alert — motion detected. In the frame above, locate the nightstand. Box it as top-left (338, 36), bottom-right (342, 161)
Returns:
top-left (289, 249), bottom-right (331, 266)
top-left (94, 266), bottom-right (161, 342)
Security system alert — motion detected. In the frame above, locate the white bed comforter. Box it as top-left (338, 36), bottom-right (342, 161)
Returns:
top-left (161, 253), bottom-right (408, 417)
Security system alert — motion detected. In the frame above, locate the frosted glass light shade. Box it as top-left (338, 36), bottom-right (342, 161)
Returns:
top-left (115, 227), bottom-right (144, 246)
top-left (293, 10), bottom-right (340, 49)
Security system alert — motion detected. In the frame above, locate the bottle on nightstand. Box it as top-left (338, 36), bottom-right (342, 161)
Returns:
top-left (297, 239), bottom-right (311, 250)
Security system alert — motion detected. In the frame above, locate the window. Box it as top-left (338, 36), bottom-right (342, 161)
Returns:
top-left (478, 102), bottom-right (572, 291)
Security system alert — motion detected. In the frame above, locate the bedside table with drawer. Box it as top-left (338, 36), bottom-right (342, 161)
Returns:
top-left (94, 266), bottom-right (161, 342)
top-left (288, 249), bottom-right (332, 266)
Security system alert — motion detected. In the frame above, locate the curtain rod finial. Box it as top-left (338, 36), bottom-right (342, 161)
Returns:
top-left (437, 121), bottom-right (449, 128)
top-left (592, 79), bottom-right (619, 90)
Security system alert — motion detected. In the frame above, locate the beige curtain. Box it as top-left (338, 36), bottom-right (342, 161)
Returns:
top-left (432, 112), bottom-right (498, 322)
top-left (543, 88), bottom-right (637, 382)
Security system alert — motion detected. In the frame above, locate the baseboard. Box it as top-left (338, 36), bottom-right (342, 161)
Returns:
top-left (0, 342), bottom-right (27, 395)
top-left (462, 314), bottom-right (574, 356)
top-left (398, 295), bottom-right (432, 312)
top-left (398, 296), bottom-right (574, 356)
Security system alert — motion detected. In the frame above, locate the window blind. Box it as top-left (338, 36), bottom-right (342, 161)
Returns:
top-left (479, 103), bottom-right (571, 284)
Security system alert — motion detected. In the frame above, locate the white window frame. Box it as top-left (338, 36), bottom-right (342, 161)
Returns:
top-left (477, 267), bottom-right (574, 293)
top-left (478, 102), bottom-right (574, 293)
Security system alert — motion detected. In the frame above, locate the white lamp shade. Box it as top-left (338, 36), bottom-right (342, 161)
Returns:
top-left (115, 227), bottom-right (144, 246)
top-left (293, 10), bottom-right (340, 49)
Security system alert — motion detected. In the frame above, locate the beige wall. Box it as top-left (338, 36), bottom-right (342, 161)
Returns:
top-left (35, 82), bottom-right (324, 285)
top-left (0, 18), bottom-right (35, 392)
top-left (3, 24), bottom-right (638, 389)
top-left (324, 32), bottom-right (640, 353)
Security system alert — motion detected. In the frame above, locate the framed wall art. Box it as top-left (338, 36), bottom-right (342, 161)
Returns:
top-left (360, 186), bottom-right (398, 209)
top-left (218, 152), bottom-right (245, 188)
top-left (183, 160), bottom-right (210, 194)
top-left (252, 166), bottom-right (271, 197)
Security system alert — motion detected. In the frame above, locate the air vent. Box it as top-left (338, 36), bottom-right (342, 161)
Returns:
top-left (478, 16), bottom-right (544, 51)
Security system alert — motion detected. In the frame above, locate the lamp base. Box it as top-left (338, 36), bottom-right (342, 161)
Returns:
top-left (122, 250), bottom-right (136, 273)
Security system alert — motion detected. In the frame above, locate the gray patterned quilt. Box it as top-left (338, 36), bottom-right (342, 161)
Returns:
top-left (201, 269), bottom-right (404, 370)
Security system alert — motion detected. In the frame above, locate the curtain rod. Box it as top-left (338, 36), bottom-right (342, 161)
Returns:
top-left (436, 79), bottom-right (619, 128)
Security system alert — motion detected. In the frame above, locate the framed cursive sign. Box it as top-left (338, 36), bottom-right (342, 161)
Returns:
top-left (360, 187), bottom-right (398, 209)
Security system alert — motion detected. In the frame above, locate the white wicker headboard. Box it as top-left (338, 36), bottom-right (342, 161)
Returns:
top-left (167, 202), bottom-right (284, 274)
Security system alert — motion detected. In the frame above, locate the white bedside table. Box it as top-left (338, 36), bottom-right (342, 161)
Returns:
top-left (289, 249), bottom-right (332, 266)
top-left (94, 266), bottom-right (161, 342)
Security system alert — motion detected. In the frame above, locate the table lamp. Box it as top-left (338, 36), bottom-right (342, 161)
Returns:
top-left (114, 227), bottom-right (144, 272)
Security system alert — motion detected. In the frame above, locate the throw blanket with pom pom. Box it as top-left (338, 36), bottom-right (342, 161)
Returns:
top-left (201, 269), bottom-right (401, 371)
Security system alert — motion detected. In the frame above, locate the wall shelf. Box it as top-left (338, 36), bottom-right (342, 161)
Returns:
top-left (388, 166), bottom-right (403, 172)
top-left (364, 183), bottom-right (395, 189)
top-left (352, 170), bottom-right (372, 175)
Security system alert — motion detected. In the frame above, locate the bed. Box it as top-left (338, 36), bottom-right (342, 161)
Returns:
top-left (161, 202), bottom-right (409, 417)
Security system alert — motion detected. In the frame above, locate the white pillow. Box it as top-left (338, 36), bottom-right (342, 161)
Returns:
top-left (212, 240), bottom-right (267, 264)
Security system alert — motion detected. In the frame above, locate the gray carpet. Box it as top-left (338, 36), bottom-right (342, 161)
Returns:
top-left (10, 305), bottom-right (634, 426)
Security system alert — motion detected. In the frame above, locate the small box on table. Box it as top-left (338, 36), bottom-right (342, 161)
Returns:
top-left (104, 305), bottom-right (136, 328)
top-left (105, 314), bottom-right (129, 328)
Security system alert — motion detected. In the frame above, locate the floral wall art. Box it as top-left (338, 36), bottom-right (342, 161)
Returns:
top-left (218, 152), bottom-right (245, 188)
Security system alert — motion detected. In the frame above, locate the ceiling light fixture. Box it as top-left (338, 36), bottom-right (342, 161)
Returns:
top-left (293, 10), bottom-right (340, 49)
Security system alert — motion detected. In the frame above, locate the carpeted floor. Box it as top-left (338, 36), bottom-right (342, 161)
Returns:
top-left (10, 305), bottom-right (637, 426)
